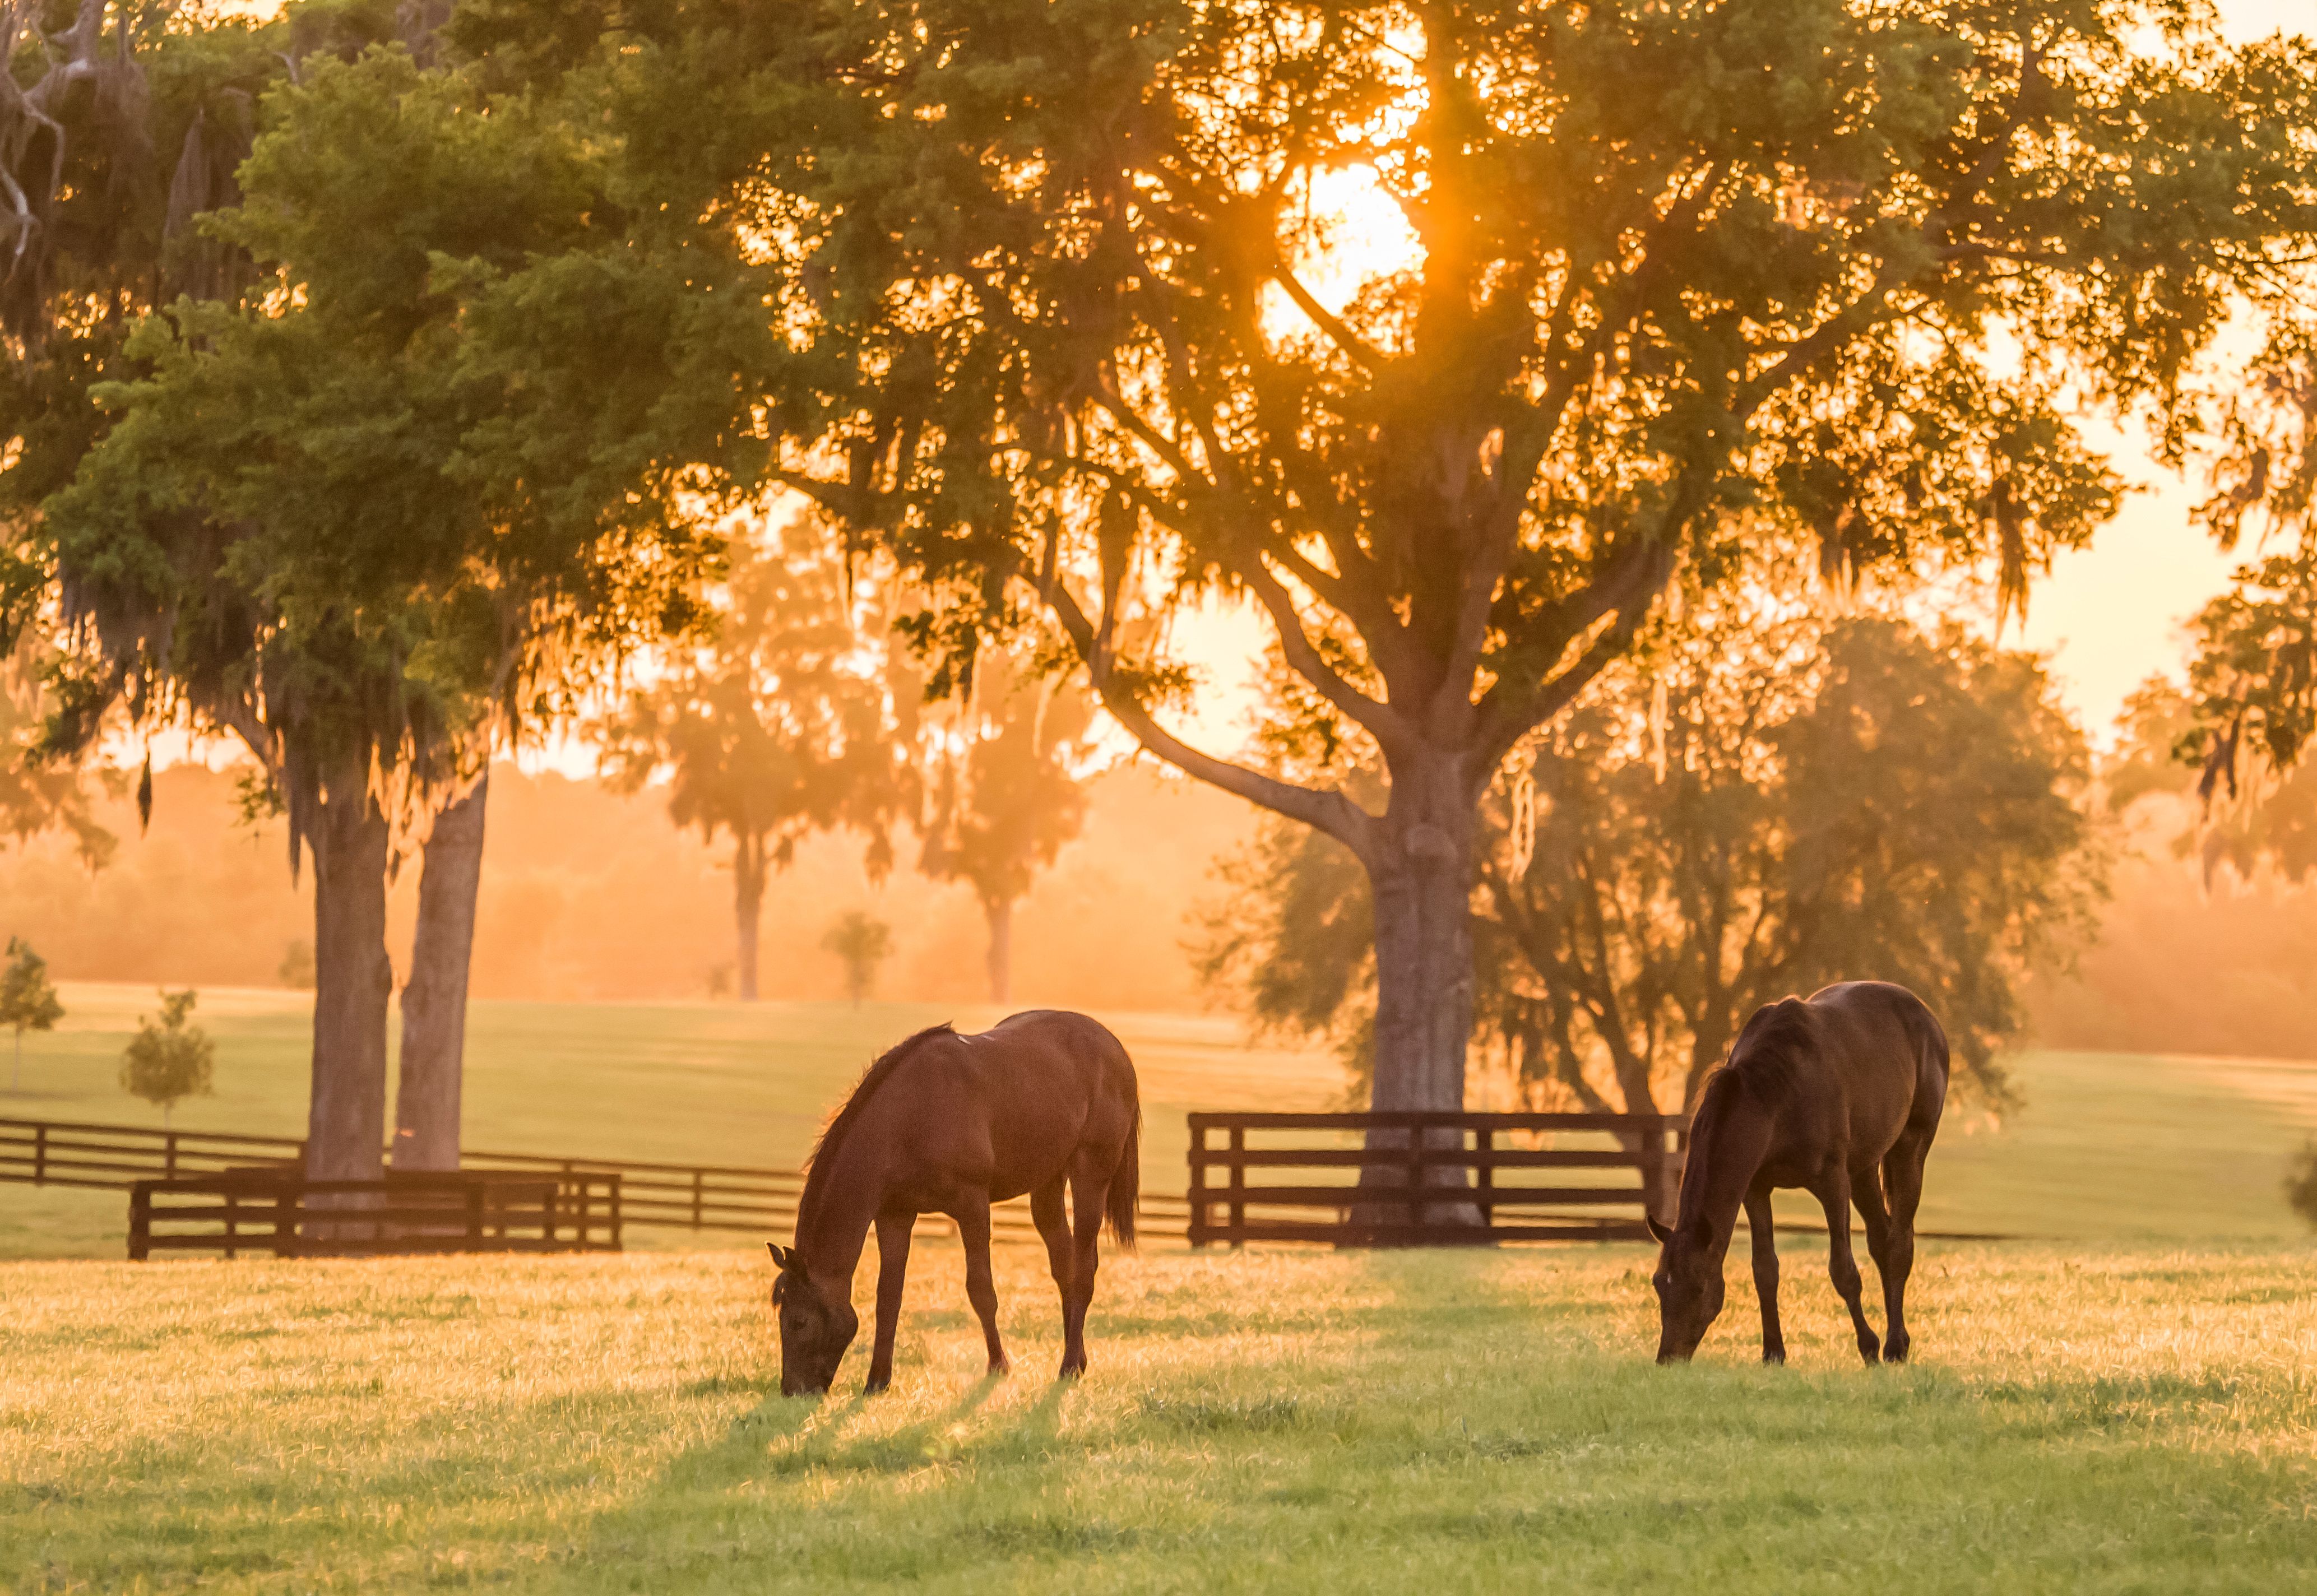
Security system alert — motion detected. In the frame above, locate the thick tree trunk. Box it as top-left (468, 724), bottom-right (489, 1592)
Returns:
top-left (393, 773), bottom-right (488, 1173)
top-left (983, 895), bottom-right (1013, 1005)
top-left (735, 836), bottom-right (764, 1003)
top-left (1357, 753), bottom-right (1481, 1230)
top-left (305, 770), bottom-right (395, 1186)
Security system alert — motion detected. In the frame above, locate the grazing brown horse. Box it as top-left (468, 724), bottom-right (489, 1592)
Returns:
top-left (767, 1010), bottom-right (1140, 1395)
top-left (1647, 980), bottom-right (1948, 1366)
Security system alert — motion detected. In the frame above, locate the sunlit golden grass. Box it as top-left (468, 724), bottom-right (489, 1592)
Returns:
top-left (6, 1241), bottom-right (2314, 1593)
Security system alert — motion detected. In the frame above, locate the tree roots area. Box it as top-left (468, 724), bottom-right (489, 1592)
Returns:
top-left (4, 1245), bottom-right (2314, 1593)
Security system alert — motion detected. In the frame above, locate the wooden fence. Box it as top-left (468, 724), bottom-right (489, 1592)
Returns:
top-left (2, 1116), bottom-right (1192, 1250)
top-left (1188, 1111), bottom-right (1688, 1246)
top-left (128, 1171), bottom-right (623, 1259)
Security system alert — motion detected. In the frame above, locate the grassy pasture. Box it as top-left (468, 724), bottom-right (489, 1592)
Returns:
top-left (5, 985), bottom-right (2317, 1255)
top-left (4, 1242), bottom-right (2315, 1593)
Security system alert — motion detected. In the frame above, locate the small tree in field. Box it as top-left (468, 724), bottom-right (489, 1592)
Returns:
top-left (120, 991), bottom-right (214, 1128)
top-left (277, 940), bottom-right (316, 991)
top-left (2288, 1139), bottom-right (2317, 1235)
top-left (821, 912), bottom-right (894, 1008)
top-left (0, 938), bottom-right (64, 1093)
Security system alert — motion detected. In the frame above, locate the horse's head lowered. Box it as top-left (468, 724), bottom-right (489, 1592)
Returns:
top-left (768, 1242), bottom-right (858, 1395)
top-left (1646, 1213), bottom-right (1726, 1363)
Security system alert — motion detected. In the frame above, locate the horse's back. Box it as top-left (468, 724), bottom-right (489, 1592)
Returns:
top-left (938, 1011), bottom-right (1139, 1193)
top-left (1803, 981), bottom-right (1949, 1153)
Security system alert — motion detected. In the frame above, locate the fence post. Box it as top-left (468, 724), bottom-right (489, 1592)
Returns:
top-left (1228, 1125), bottom-right (1245, 1249)
top-left (1187, 1122), bottom-right (1207, 1249)
top-left (128, 1182), bottom-right (150, 1261)
top-left (165, 1131), bottom-right (178, 1180)
top-left (692, 1167), bottom-right (704, 1230)
top-left (1408, 1119), bottom-right (1429, 1238)
top-left (466, 1181), bottom-right (485, 1250)
top-left (33, 1121), bottom-right (45, 1184)
top-left (223, 1185), bottom-right (239, 1261)
top-left (1477, 1126), bottom-right (1494, 1238)
top-left (274, 1179), bottom-right (295, 1258)
top-left (608, 1175), bottom-right (623, 1251)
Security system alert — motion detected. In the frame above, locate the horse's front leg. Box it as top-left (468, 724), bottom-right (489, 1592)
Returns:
top-left (953, 1193), bottom-right (1011, 1377)
top-left (865, 1209), bottom-right (914, 1394)
top-left (1744, 1186), bottom-right (1784, 1366)
top-left (1809, 1163), bottom-right (1880, 1365)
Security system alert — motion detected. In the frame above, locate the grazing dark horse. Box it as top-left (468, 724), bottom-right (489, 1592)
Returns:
top-left (767, 1010), bottom-right (1140, 1395)
top-left (1647, 980), bottom-right (1948, 1366)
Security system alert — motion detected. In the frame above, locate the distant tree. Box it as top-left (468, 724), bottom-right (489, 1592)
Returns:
top-left (119, 990), bottom-right (214, 1128)
top-left (1202, 598), bottom-right (2103, 1114)
top-left (820, 911), bottom-right (895, 1008)
top-left (917, 649), bottom-right (1098, 1003)
top-left (597, 525), bottom-right (909, 1001)
top-left (2288, 1139), bottom-right (2317, 1233)
top-left (277, 940), bottom-right (317, 991)
top-left (0, 936), bottom-right (64, 1093)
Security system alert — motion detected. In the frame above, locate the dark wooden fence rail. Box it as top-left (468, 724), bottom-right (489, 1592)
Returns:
top-left (1188, 1111), bottom-right (1688, 1246)
top-left (3, 1116), bottom-right (1192, 1248)
top-left (0, 1117), bottom-right (302, 1187)
top-left (128, 1171), bottom-right (623, 1260)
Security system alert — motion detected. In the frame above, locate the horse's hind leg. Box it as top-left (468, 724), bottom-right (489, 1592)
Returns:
top-left (1878, 1133), bottom-right (1931, 1363)
top-left (1059, 1152), bottom-right (1108, 1378)
top-left (1809, 1164), bottom-right (1880, 1366)
top-left (1851, 1162), bottom-right (1897, 1359)
top-left (953, 1193), bottom-right (1011, 1377)
top-left (865, 1209), bottom-right (915, 1394)
top-left (1744, 1185), bottom-right (1785, 1365)
top-left (1031, 1175), bottom-right (1078, 1378)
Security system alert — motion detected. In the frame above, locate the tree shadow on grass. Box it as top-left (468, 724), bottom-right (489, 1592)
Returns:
top-left (531, 1366), bottom-right (1081, 1592)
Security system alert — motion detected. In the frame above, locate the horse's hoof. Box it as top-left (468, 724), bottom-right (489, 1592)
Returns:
top-left (863, 1376), bottom-right (891, 1396)
top-left (1883, 1340), bottom-right (1911, 1365)
top-left (1058, 1359), bottom-right (1087, 1380)
top-left (1857, 1342), bottom-right (1881, 1366)
top-left (1762, 1349), bottom-right (1786, 1366)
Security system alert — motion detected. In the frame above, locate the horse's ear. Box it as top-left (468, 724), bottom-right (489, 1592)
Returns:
top-left (767, 1242), bottom-right (790, 1269)
top-left (1645, 1214), bottom-right (1674, 1246)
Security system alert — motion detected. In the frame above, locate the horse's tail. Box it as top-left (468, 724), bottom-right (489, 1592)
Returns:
top-left (1107, 1106), bottom-right (1141, 1250)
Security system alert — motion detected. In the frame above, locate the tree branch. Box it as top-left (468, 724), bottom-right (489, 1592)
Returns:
top-left (1044, 579), bottom-right (1377, 853)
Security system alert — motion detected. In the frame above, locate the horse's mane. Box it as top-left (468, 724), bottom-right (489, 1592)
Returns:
top-left (1720, 996), bottom-right (1814, 1102)
top-left (797, 1023), bottom-right (956, 1230)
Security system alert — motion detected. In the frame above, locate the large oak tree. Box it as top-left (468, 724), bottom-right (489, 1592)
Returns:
top-left (601, 0), bottom-right (2316, 1120)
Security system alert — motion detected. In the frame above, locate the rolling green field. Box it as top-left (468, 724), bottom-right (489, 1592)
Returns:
top-left (4, 1244), bottom-right (2315, 1593)
top-left (4, 989), bottom-right (2316, 1591)
top-left (4, 984), bottom-right (2317, 1255)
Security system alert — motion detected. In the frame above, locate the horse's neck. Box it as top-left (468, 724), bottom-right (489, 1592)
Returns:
top-left (1677, 1084), bottom-right (1774, 1247)
top-left (797, 1120), bottom-right (889, 1287)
